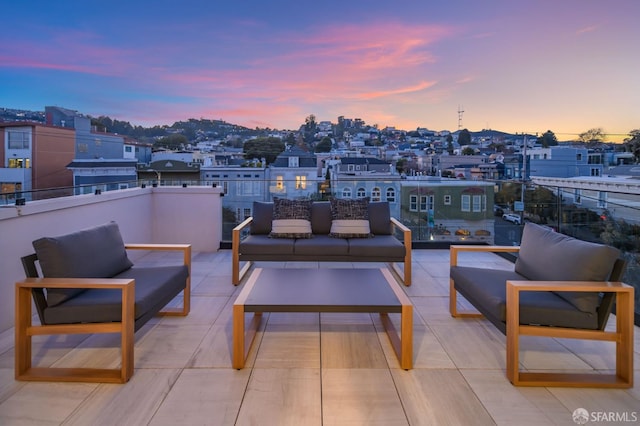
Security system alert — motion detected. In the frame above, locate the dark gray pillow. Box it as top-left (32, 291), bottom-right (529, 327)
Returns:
top-left (515, 223), bottom-right (620, 313)
top-left (310, 202), bottom-right (332, 235)
top-left (368, 202), bottom-right (391, 235)
top-left (33, 222), bottom-right (133, 307)
top-left (250, 201), bottom-right (273, 235)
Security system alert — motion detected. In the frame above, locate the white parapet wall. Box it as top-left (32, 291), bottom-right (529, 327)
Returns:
top-left (0, 185), bottom-right (223, 332)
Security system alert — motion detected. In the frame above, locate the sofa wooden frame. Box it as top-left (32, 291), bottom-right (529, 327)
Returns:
top-left (15, 243), bottom-right (191, 384)
top-left (450, 245), bottom-right (634, 388)
top-left (231, 216), bottom-right (412, 286)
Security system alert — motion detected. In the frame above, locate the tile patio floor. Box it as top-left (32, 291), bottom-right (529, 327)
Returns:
top-left (0, 249), bottom-right (638, 425)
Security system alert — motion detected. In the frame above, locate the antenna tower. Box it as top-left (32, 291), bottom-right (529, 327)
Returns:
top-left (457, 105), bottom-right (464, 130)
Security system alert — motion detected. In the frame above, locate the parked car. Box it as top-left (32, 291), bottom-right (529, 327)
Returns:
top-left (493, 205), bottom-right (505, 216)
top-left (502, 213), bottom-right (522, 225)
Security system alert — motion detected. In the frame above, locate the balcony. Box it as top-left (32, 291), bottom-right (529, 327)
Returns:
top-left (0, 185), bottom-right (638, 424)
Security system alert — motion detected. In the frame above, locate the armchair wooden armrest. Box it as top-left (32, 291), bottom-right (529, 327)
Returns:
top-left (506, 279), bottom-right (634, 388)
top-left (232, 217), bottom-right (254, 285)
top-left (450, 244), bottom-right (520, 267)
top-left (15, 277), bottom-right (136, 383)
top-left (125, 243), bottom-right (191, 315)
top-left (390, 217), bottom-right (412, 286)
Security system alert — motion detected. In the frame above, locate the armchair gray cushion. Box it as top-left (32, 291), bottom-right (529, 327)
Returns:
top-left (514, 223), bottom-right (620, 313)
top-left (32, 222), bottom-right (133, 307)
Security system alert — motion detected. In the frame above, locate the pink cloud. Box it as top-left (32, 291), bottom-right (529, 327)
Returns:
top-left (358, 81), bottom-right (437, 100)
top-left (576, 24), bottom-right (600, 35)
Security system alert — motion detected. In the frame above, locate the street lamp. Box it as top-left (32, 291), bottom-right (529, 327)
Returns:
top-left (146, 169), bottom-right (161, 187)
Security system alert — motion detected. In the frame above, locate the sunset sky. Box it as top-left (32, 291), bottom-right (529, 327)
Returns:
top-left (2, 1), bottom-right (638, 141)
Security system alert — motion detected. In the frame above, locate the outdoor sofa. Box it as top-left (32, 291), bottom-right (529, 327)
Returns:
top-left (232, 199), bottom-right (412, 286)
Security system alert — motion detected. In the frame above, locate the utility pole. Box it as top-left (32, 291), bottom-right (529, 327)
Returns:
top-left (457, 105), bottom-right (464, 130)
top-left (520, 133), bottom-right (527, 222)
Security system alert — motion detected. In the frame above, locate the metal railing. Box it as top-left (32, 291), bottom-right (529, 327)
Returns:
top-left (3, 177), bottom-right (638, 318)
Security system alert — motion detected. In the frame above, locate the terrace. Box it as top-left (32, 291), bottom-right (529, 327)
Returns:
top-left (0, 185), bottom-right (638, 424)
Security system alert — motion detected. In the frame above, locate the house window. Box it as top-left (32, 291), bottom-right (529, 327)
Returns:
top-left (7, 130), bottom-right (29, 149)
top-left (591, 168), bottom-right (601, 177)
top-left (409, 195), bottom-right (418, 211)
top-left (125, 146), bottom-right (132, 152)
top-left (8, 158), bottom-right (29, 168)
top-left (276, 176), bottom-right (284, 189)
top-left (419, 196), bottom-right (428, 211)
top-left (78, 143), bottom-right (88, 152)
top-left (385, 187), bottom-right (395, 202)
top-left (576, 153), bottom-right (583, 161)
top-left (444, 195), bottom-right (451, 205)
top-left (238, 181), bottom-right (258, 196)
top-left (295, 175), bottom-right (307, 189)
top-left (371, 187), bottom-right (381, 201)
top-left (342, 187), bottom-right (352, 198)
top-left (243, 208), bottom-right (251, 220)
top-left (598, 191), bottom-right (607, 209)
top-left (472, 195), bottom-right (482, 212)
top-left (288, 157), bottom-right (299, 167)
top-left (356, 187), bottom-right (366, 198)
top-left (461, 195), bottom-right (471, 212)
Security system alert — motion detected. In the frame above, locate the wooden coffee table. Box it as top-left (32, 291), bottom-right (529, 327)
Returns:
top-left (232, 268), bottom-right (412, 370)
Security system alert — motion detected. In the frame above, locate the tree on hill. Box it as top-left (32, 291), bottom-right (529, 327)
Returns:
top-left (578, 128), bottom-right (605, 145)
top-left (623, 129), bottom-right (640, 163)
top-left (315, 137), bottom-right (332, 153)
top-left (457, 128), bottom-right (472, 145)
top-left (539, 130), bottom-right (558, 148)
top-left (243, 137), bottom-right (285, 164)
top-left (461, 146), bottom-right (476, 155)
top-left (156, 134), bottom-right (188, 150)
top-left (446, 134), bottom-right (454, 154)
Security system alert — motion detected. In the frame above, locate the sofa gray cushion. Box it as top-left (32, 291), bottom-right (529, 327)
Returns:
top-left (42, 265), bottom-right (188, 326)
top-left (515, 223), bottom-right (620, 313)
top-left (239, 234), bottom-right (295, 255)
top-left (368, 202), bottom-right (392, 235)
top-left (33, 222), bottom-right (134, 307)
top-left (310, 202), bottom-right (332, 235)
top-left (250, 201), bottom-right (274, 235)
top-left (294, 235), bottom-right (349, 255)
top-left (347, 235), bottom-right (405, 258)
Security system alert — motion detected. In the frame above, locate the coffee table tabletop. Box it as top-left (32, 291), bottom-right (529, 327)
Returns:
top-left (233, 268), bottom-right (412, 370)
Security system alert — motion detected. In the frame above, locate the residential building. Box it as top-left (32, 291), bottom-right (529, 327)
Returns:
top-left (201, 163), bottom-right (268, 228)
top-left (400, 177), bottom-right (495, 242)
top-left (269, 146), bottom-right (319, 199)
top-left (528, 146), bottom-right (604, 178)
top-left (0, 122), bottom-right (75, 202)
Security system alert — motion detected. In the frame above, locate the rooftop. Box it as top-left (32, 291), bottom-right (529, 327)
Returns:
top-left (1, 249), bottom-right (638, 425)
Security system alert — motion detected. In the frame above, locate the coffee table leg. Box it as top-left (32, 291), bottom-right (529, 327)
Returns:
top-left (232, 304), bottom-right (245, 369)
top-left (400, 304), bottom-right (413, 370)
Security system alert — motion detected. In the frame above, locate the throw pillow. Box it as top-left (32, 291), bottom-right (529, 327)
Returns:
top-left (329, 197), bottom-right (372, 238)
top-left (270, 197), bottom-right (313, 238)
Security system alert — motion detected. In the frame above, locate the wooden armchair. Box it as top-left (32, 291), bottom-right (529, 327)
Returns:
top-left (450, 223), bottom-right (634, 388)
top-left (15, 222), bottom-right (191, 383)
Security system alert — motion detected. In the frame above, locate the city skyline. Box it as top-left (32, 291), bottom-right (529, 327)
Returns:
top-left (1, 1), bottom-right (638, 141)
